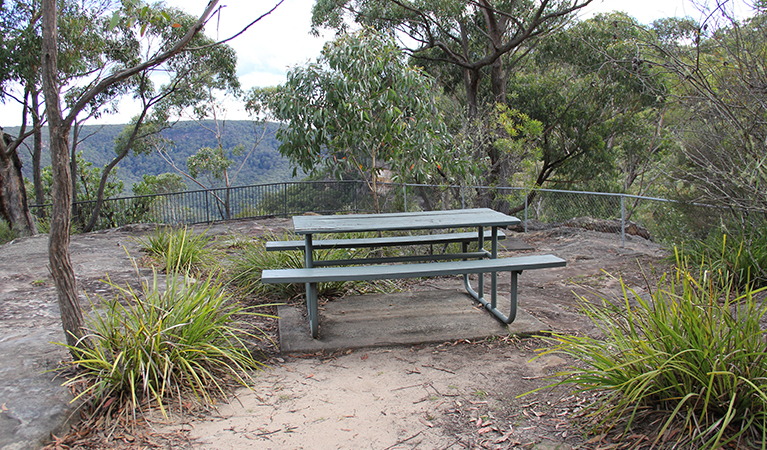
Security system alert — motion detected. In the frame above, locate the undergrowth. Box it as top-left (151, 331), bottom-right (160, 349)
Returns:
top-left (538, 253), bottom-right (767, 449)
top-left (60, 267), bottom-right (275, 428)
top-left (137, 226), bottom-right (216, 274)
top-left (226, 231), bottom-right (404, 302)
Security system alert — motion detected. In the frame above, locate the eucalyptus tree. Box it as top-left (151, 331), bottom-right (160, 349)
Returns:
top-left (41, 0), bottom-right (283, 353)
top-left (0, 0), bottom-right (136, 235)
top-left (248, 28), bottom-right (450, 212)
top-left (648, 4), bottom-right (767, 217)
top-left (312, 0), bottom-right (594, 119)
top-left (81, 2), bottom-right (240, 232)
top-left (507, 13), bottom-right (666, 197)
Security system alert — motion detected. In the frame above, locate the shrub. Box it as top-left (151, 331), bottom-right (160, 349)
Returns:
top-left (137, 226), bottom-right (216, 274)
top-left (539, 256), bottom-right (767, 449)
top-left (61, 269), bottom-right (274, 422)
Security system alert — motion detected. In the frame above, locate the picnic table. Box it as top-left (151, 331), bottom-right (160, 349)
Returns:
top-left (261, 208), bottom-right (566, 339)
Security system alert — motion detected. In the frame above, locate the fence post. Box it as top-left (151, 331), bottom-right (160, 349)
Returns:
top-left (403, 184), bottom-right (407, 212)
top-left (621, 194), bottom-right (626, 248)
top-left (524, 190), bottom-right (528, 233)
top-left (283, 182), bottom-right (288, 217)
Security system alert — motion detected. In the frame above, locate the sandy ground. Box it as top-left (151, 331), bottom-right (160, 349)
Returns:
top-left (0, 218), bottom-right (668, 450)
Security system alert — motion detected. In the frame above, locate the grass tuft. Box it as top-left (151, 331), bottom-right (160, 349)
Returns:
top-left (226, 231), bottom-right (402, 303)
top-left (137, 226), bottom-right (216, 274)
top-left (60, 268), bottom-right (275, 424)
top-left (537, 254), bottom-right (767, 449)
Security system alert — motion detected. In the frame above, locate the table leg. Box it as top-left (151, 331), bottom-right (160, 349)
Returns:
top-left (463, 226), bottom-right (519, 324)
top-left (304, 234), bottom-right (319, 339)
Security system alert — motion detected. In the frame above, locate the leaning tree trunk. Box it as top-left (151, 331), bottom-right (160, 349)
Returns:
top-left (0, 132), bottom-right (38, 237)
top-left (41, 0), bottom-right (87, 352)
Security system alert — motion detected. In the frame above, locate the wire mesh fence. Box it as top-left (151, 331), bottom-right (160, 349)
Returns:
top-left (28, 180), bottom-right (729, 246)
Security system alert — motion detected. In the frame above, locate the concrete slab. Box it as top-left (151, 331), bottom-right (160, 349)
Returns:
top-left (278, 287), bottom-right (548, 353)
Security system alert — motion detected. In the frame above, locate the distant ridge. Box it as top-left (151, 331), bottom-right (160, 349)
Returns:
top-left (7, 120), bottom-right (298, 190)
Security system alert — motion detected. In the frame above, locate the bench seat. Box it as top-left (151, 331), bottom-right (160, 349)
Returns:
top-left (260, 254), bottom-right (564, 284)
top-left (265, 230), bottom-right (506, 252)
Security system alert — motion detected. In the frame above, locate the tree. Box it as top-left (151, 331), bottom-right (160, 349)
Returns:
top-left (41, 0), bottom-right (281, 353)
top-left (0, 128), bottom-right (37, 235)
top-left (2, 0), bottom-right (139, 234)
top-left (648, 5), bottom-right (767, 216)
top-left (508, 13), bottom-right (666, 195)
top-left (81, 2), bottom-right (240, 232)
top-left (248, 28), bottom-right (449, 212)
top-left (312, 0), bottom-right (594, 118)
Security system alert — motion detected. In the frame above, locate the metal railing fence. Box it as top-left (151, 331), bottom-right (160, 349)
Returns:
top-left (28, 180), bottom-right (729, 246)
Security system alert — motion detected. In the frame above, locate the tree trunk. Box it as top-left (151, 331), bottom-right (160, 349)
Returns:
top-left (0, 132), bottom-right (38, 237)
top-left (31, 93), bottom-right (46, 217)
top-left (41, 0), bottom-right (87, 353)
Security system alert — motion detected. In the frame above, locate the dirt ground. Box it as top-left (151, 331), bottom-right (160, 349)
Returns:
top-left (0, 218), bottom-right (669, 449)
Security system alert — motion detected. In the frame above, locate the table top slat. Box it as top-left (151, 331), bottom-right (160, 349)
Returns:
top-left (292, 208), bottom-right (519, 235)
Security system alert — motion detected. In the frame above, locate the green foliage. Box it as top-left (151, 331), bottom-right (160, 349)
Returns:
top-left (248, 28), bottom-right (451, 197)
top-left (493, 104), bottom-right (544, 187)
top-left (539, 260), bottom-right (767, 449)
top-left (227, 232), bottom-right (362, 301)
top-left (132, 173), bottom-right (186, 196)
top-left (0, 220), bottom-right (16, 244)
top-left (678, 224), bottom-right (767, 290)
top-left (137, 226), bottom-right (216, 274)
top-left (61, 269), bottom-right (272, 420)
top-left (187, 145), bottom-right (239, 186)
top-left (226, 231), bottom-right (404, 302)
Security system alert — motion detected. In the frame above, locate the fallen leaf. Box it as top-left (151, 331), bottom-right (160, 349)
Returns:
top-left (477, 426), bottom-right (493, 434)
top-left (1, 403), bottom-right (7, 411)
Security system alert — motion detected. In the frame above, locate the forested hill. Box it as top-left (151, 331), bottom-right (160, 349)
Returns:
top-left (10, 120), bottom-right (299, 191)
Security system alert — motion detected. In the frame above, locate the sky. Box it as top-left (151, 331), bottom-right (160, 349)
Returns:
top-left (0, 0), bottom-right (754, 127)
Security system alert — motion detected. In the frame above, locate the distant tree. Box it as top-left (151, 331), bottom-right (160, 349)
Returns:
top-left (249, 28), bottom-right (449, 212)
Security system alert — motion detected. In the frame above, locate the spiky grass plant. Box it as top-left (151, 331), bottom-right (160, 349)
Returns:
top-left (680, 226), bottom-right (767, 289)
top-left (61, 269), bottom-right (275, 423)
top-left (226, 231), bottom-right (405, 302)
top-left (138, 226), bottom-right (216, 274)
top-left (539, 254), bottom-right (767, 449)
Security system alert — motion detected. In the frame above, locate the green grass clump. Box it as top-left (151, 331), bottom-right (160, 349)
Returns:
top-left (539, 255), bottom-right (767, 449)
top-left (679, 226), bottom-right (767, 289)
top-left (61, 269), bottom-right (274, 422)
top-left (0, 220), bottom-right (16, 244)
top-left (226, 231), bottom-right (407, 302)
top-left (138, 226), bottom-right (216, 274)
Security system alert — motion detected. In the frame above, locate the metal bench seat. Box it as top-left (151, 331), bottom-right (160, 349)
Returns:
top-left (265, 230), bottom-right (506, 252)
top-left (261, 254), bottom-right (566, 337)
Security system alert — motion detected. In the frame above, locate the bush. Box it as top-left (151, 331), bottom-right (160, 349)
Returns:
top-left (137, 226), bottom-right (216, 274)
top-left (61, 269), bottom-right (274, 421)
top-left (539, 256), bottom-right (767, 449)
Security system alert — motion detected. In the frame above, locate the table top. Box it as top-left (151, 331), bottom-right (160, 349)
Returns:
top-left (292, 208), bottom-right (520, 235)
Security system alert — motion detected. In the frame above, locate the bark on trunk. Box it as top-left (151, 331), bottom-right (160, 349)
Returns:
top-left (31, 94), bottom-right (46, 217)
top-left (0, 132), bottom-right (38, 237)
top-left (42, 0), bottom-right (87, 352)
